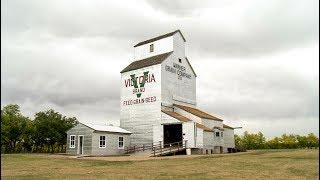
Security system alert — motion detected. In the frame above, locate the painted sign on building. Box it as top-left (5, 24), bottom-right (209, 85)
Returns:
top-left (122, 71), bottom-right (157, 106)
top-left (165, 63), bottom-right (192, 80)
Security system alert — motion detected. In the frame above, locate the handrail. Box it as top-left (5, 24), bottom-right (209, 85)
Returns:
top-left (151, 140), bottom-right (188, 157)
top-left (125, 140), bottom-right (188, 156)
top-left (125, 143), bottom-right (155, 154)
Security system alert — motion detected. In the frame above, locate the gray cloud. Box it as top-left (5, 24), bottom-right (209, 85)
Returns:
top-left (146, 0), bottom-right (216, 16)
top-left (145, 0), bottom-right (319, 57)
top-left (3, 0), bottom-right (318, 57)
top-left (1, 41), bottom-right (120, 107)
top-left (1, 0), bottom-right (318, 137)
top-left (198, 65), bottom-right (318, 119)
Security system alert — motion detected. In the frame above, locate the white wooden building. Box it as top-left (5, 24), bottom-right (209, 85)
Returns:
top-left (120, 30), bottom-right (236, 154)
top-left (66, 122), bottom-right (131, 156)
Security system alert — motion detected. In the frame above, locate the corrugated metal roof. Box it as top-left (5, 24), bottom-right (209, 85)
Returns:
top-left (196, 123), bottom-right (214, 132)
top-left (223, 124), bottom-right (234, 130)
top-left (161, 110), bottom-right (191, 122)
top-left (81, 122), bottom-right (132, 134)
top-left (120, 51), bottom-right (172, 73)
top-left (161, 110), bottom-right (213, 132)
top-left (173, 104), bottom-right (223, 121)
top-left (133, 30), bottom-right (186, 47)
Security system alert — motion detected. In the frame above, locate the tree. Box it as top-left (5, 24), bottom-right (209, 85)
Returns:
top-left (1, 104), bottom-right (30, 153)
top-left (306, 133), bottom-right (319, 148)
top-left (256, 132), bottom-right (266, 149)
top-left (239, 131), bottom-right (267, 150)
top-left (33, 109), bottom-right (77, 153)
top-left (266, 137), bottom-right (281, 149)
top-left (296, 135), bottom-right (308, 148)
top-left (234, 134), bottom-right (246, 151)
top-left (56, 116), bottom-right (77, 151)
top-left (279, 134), bottom-right (298, 149)
top-left (20, 119), bottom-right (35, 152)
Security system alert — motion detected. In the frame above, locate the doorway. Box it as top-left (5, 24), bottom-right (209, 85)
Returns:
top-left (163, 124), bottom-right (182, 147)
top-left (78, 135), bottom-right (84, 155)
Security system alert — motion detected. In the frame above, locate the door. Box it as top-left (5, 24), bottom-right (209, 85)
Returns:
top-left (163, 124), bottom-right (182, 147)
top-left (78, 136), bottom-right (84, 155)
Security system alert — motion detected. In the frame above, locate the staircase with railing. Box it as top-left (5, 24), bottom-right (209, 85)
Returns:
top-left (125, 144), bottom-right (154, 154)
top-left (125, 140), bottom-right (188, 157)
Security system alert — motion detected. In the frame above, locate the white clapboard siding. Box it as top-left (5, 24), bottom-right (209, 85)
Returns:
top-left (120, 64), bottom-right (162, 146)
top-left (120, 30), bottom-right (236, 151)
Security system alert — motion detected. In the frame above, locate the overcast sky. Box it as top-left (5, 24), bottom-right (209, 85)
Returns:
top-left (1, 0), bottom-right (319, 138)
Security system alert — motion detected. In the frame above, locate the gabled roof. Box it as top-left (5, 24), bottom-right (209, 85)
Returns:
top-left (133, 30), bottom-right (186, 47)
top-left (185, 57), bottom-right (197, 77)
top-left (173, 104), bottom-right (223, 121)
top-left (120, 51), bottom-right (172, 73)
top-left (81, 122), bottom-right (132, 134)
top-left (196, 123), bottom-right (213, 132)
top-left (161, 110), bottom-right (191, 122)
top-left (223, 124), bottom-right (234, 130)
top-left (161, 110), bottom-right (213, 132)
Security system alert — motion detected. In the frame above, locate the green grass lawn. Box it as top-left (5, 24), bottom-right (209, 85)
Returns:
top-left (1, 149), bottom-right (319, 179)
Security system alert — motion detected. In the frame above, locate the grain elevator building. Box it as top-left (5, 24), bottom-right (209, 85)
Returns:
top-left (120, 30), bottom-right (235, 153)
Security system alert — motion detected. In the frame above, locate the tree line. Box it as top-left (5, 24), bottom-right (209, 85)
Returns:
top-left (1, 104), bottom-right (319, 153)
top-left (1, 104), bottom-right (77, 153)
top-left (235, 131), bottom-right (319, 151)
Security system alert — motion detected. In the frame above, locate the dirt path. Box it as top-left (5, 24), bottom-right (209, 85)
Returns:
top-left (29, 151), bottom-right (252, 162)
top-left (80, 154), bottom-right (204, 161)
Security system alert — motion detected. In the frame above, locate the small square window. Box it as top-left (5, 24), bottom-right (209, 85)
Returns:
top-left (99, 136), bottom-right (106, 148)
top-left (178, 58), bottom-right (182, 63)
top-left (215, 132), bottom-right (220, 137)
top-left (150, 44), bottom-right (154, 52)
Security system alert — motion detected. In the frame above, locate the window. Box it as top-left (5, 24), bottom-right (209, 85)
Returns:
top-left (70, 135), bottom-right (75, 148)
top-left (221, 132), bottom-right (223, 137)
top-left (215, 132), bottom-right (220, 137)
top-left (118, 136), bottom-right (124, 149)
top-left (150, 44), bottom-right (154, 52)
top-left (178, 58), bottom-right (182, 63)
top-left (99, 136), bottom-right (106, 148)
